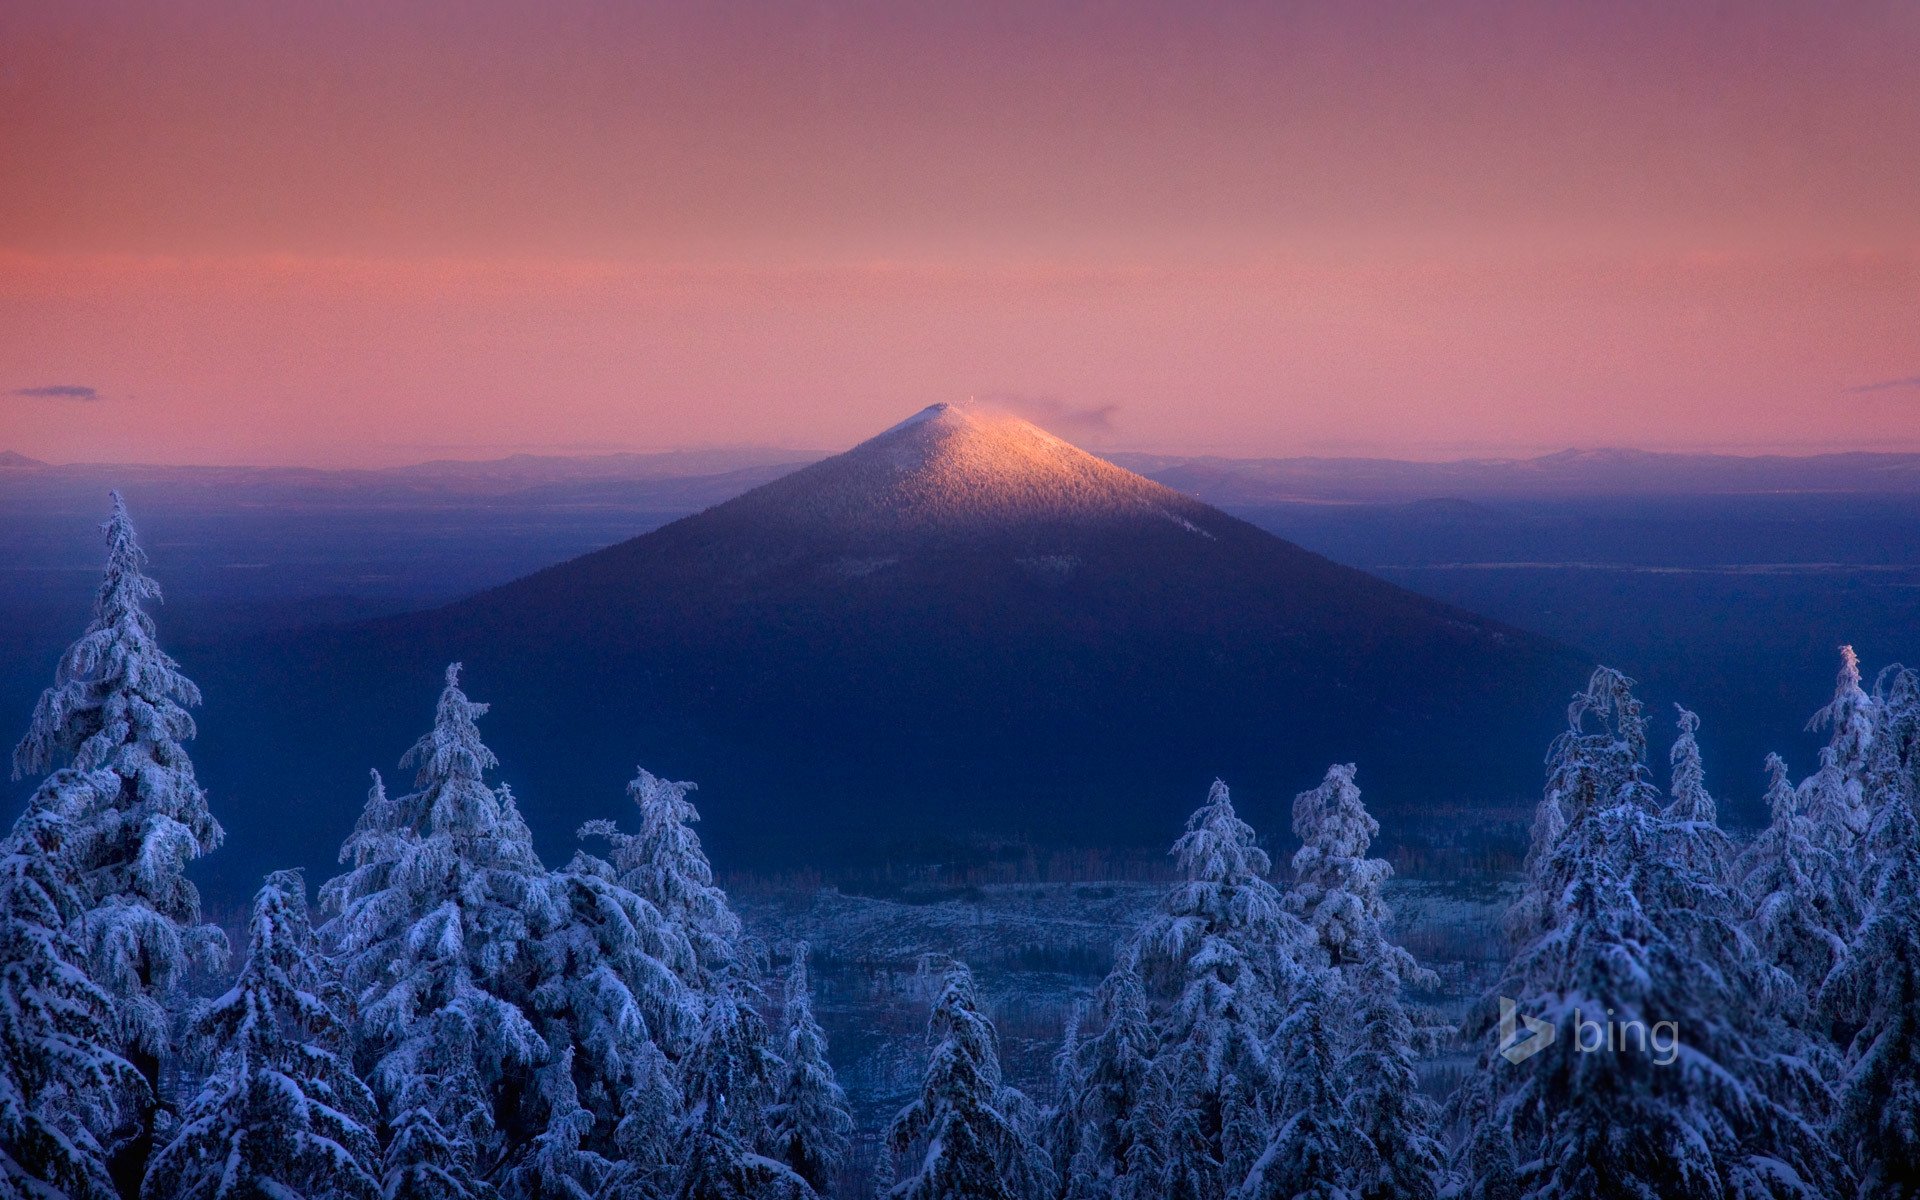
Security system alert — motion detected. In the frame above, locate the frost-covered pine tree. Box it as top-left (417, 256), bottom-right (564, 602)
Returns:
top-left (603, 1041), bottom-right (684, 1200)
top-left (1820, 792), bottom-right (1920, 1199)
top-left (1337, 960), bottom-right (1447, 1200)
top-left (379, 1031), bottom-right (501, 1200)
top-left (532, 844), bottom-right (696, 1161)
top-left (1135, 780), bottom-right (1309, 1199)
top-left (888, 960), bottom-right (1052, 1200)
top-left (0, 775), bottom-right (141, 1200)
top-left (1041, 1003), bottom-right (1092, 1200)
top-left (1802, 646), bottom-right (1877, 853)
top-left (1287, 763), bottom-right (1431, 991)
top-left (9, 492), bottom-right (227, 1180)
top-left (143, 870), bottom-right (380, 1200)
top-left (1736, 753), bottom-right (1853, 1015)
top-left (1056, 953), bottom-right (1154, 1200)
top-left (321, 665), bottom-right (566, 1190)
top-left (682, 984), bottom-right (785, 1154)
top-left (1665, 706), bottom-right (1733, 881)
top-left (1238, 971), bottom-right (1376, 1200)
top-left (1457, 668), bottom-right (1847, 1200)
top-left (581, 769), bottom-right (746, 990)
top-left (675, 1097), bottom-right (816, 1200)
top-left (1862, 665), bottom-right (1920, 891)
top-left (766, 944), bottom-right (852, 1193)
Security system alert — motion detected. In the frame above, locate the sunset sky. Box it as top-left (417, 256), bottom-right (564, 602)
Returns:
top-left (2, 0), bottom-right (1917, 465)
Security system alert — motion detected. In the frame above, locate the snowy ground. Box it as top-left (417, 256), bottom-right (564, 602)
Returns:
top-left (737, 875), bottom-right (1517, 1151)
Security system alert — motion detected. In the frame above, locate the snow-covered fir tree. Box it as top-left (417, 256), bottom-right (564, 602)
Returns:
top-left (1042, 1002), bottom-right (1086, 1197)
top-left (143, 870), bottom-right (380, 1200)
top-left (581, 770), bottom-right (747, 990)
top-left (1862, 664), bottom-right (1920, 892)
top-left (1821, 792), bottom-right (1920, 1199)
top-left (1665, 706), bottom-right (1733, 881)
top-left (532, 843), bottom-right (697, 1163)
top-left (1457, 667), bottom-right (1846, 1200)
top-left (767, 944), bottom-right (852, 1193)
top-left (1736, 753), bottom-right (1854, 1015)
top-left (321, 665), bottom-right (567, 1192)
top-left (0, 775), bottom-right (141, 1200)
top-left (887, 960), bottom-right (1052, 1200)
top-left (1801, 646), bottom-right (1877, 854)
top-left (379, 1031), bottom-right (501, 1200)
top-left (1055, 952), bottom-right (1154, 1200)
top-left (1287, 763), bottom-right (1431, 991)
top-left (9, 493), bottom-right (227, 1186)
top-left (603, 1041), bottom-right (683, 1200)
top-left (676, 1096), bottom-right (816, 1200)
top-left (1238, 970), bottom-right (1376, 1200)
top-left (682, 984), bottom-right (785, 1155)
top-left (1134, 780), bottom-right (1309, 1200)
top-left (1338, 959), bottom-right (1448, 1200)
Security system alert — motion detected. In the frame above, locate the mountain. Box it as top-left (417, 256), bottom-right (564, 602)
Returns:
top-left (190, 405), bottom-right (1589, 891)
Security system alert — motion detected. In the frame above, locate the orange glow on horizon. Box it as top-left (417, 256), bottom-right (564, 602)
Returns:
top-left (2, 1), bottom-right (1916, 465)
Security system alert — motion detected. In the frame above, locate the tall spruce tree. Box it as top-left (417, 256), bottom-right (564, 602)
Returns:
top-left (1057, 952), bottom-right (1155, 1200)
top-left (767, 944), bottom-right (853, 1193)
top-left (888, 961), bottom-right (1052, 1200)
top-left (1287, 763), bottom-right (1432, 990)
top-left (1134, 781), bottom-right (1309, 1200)
top-left (533, 844), bottom-right (697, 1163)
top-left (581, 770), bottom-right (745, 990)
top-left (0, 775), bottom-right (141, 1200)
top-left (10, 493), bottom-right (226, 1192)
top-left (143, 870), bottom-right (380, 1200)
top-left (1665, 706), bottom-right (1733, 881)
top-left (1821, 792), bottom-right (1920, 1199)
top-left (1238, 971), bottom-right (1376, 1200)
top-left (1339, 960), bottom-right (1448, 1200)
top-left (1457, 668), bottom-right (1846, 1200)
top-left (1737, 753), bottom-right (1853, 1016)
top-left (321, 665), bottom-right (566, 1190)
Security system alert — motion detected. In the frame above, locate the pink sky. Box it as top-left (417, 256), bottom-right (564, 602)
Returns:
top-left (2, 0), bottom-right (1917, 465)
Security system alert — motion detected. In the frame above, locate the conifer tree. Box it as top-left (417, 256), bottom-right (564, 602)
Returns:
top-left (143, 870), bottom-right (380, 1200)
top-left (1665, 706), bottom-right (1733, 881)
top-left (676, 1097), bottom-right (816, 1200)
top-left (10, 493), bottom-right (226, 1186)
top-left (1457, 668), bottom-right (1846, 1200)
top-left (1338, 961), bottom-right (1447, 1200)
top-left (581, 770), bottom-right (745, 990)
top-left (1821, 793), bottom-right (1920, 1199)
top-left (1238, 971), bottom-right (1376, 1200)
top-left (603, 1041), bottom-right (683, 1199)
top-left (1802, 646), bottom-right (1877, 854)
top-left (533, 846), bottom-right (696, 1158)
top-left (767, 944), bottom-right (853, 1193)
top-left (1862, 664), bottom-right (1920, 892)
top-left (888, 961), bottom-right (1051, 1200)
top-left (1060, 953), bottom-right (1155, 1200)
top-left (1135, 780), bottom-right (1309, 1199)
top-left (1737, 754), bottom-right (1853, 1014)
top-left (1287, 763), bottom-right (1431, 990)
top-left (1042, 1003), bottom-right (1086, 1196)
top-left (379, 1035), bottom-right (501, 1200)
top-left (322, 666), bottom-right (565, 1189)
top-left (0, 776), bottom-right (141, 1200)
top-left (683, 985), bottom-right (785, 1153)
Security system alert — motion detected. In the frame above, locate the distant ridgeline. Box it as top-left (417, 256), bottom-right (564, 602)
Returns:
top-left (5, 492), bottom-right (1918, 1198)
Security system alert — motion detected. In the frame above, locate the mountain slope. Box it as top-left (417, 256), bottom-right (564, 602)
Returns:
top-left (195, 405), bottom-right (1589, 888)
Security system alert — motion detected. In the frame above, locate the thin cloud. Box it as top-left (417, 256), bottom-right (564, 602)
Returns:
top-left (978, 393), bottom-right (1120, 440)
top-left (10, 383), bottom-right (101, 401)
top-left (1845, 375), bottom-right (1920, 394)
